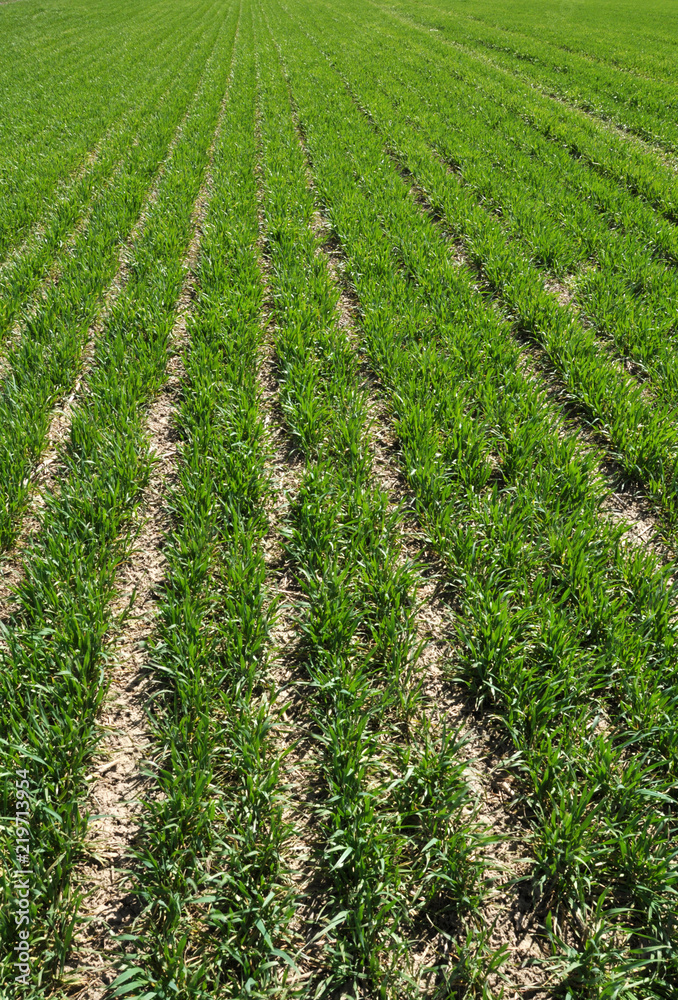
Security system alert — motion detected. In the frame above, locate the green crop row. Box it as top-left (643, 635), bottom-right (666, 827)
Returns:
top-left (357, 0), bottom-right (678, 229)
top-left (375, 0), bottom-right (678, 155)
top-left (286, 6), bottom-right (678, 529)
top-left (264, 1), bottom-right (678, 991)
top-left (256, 15), bottom-right (489, 995)
top-left (115, 12), bottom-right (296, 998)
top-left (0, 11), bottom-right (215, 346)
top-left (420, 0), bottom-right (678, 82)
top-left (0, 12), bottom-right (226, 554)
top-left (314, 3), bottom-right (678, 273)
top-left (0, 0), bottom-right (223, 262)
top-left (0, 12), bottom-right (236, 990)
top-left (3, 0), bottom-right (676, 992)
top-left (313, 2), bottom-right (678, 415)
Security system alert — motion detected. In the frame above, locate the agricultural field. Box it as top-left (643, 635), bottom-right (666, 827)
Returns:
top-left (1, 0), bottom-right (678, 996)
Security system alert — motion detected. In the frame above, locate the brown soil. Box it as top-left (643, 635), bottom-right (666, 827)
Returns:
top-left (258, 356), bottom-right (325, 986)
top-left (0, 80), bottom-right (200, 622)
top-left (65, 374), bottom-right (180, 998)
top-left (319, 229), bottom-right (553, 996)
top-left (252, 105), bottom-right (328, 983)
top-left (59, 58), bottom-right (235, 995)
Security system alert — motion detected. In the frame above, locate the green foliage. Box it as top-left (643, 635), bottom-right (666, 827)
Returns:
top-left (3, 0), bottom-right (678, 994)
top-left (0, 9), bottom-right (237, 988)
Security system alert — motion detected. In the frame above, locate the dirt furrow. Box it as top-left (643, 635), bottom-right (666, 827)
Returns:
top-left (251, 92), bottom-right (327, 980)
top-left (259, 341), bottom-right (324, 986)
top-left (51, 69), bottom-right (235, 996)
top-left (67, 366), bottom-right (180, 997)
top-left (0, 86), bottom-right (204, 626)
top-left (317, 213), bottom-right (552, 997)
top-left (391, 155), bottom-right (673, 564)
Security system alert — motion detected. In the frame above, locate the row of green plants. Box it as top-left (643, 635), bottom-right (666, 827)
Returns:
top-left (115, 11), bottom-right (296, 998)
top-left (426, 0), bottom-right (678, 82)
top-left (315, 0), bottom-right (678, 414)
top-left (265, 2), bottom-right (678, 992)
top-left (0, 0), bottom-right (222, 261)
top-left (0, 11), bottom-right (237, 991)
top-left (256, 16), bottom-right (489, 995)
top-left (0, 8), bottom-right (226, 553)
top-left (360, 0), bottom-right (678, 228)
top-left (377, 0), bottom-right (678, 154)
top-left (286, 0), bottom-right (678, 529)
top-left (0, 12), bottom-right (216, 347)
top-left (317, 3), bottom-right (678, 278)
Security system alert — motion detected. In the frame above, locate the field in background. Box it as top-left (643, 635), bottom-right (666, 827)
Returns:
top-left (1, 0), bottom-right (677, 997)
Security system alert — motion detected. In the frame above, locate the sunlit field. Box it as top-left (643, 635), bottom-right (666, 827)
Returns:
top-left (1, 0), bottom-right (678, 996)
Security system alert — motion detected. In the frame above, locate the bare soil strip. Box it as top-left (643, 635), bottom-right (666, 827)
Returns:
top-left (0, 86), bottom-right (200, 625)
top-left (67, 58), bottom-right (237, 995)
top-left (395, 160), bottom-right (673, 563)
top-left (317, 213), bottom-right (553, 997)
top-left (251, 109), bottom-right (324, 983)
top-left (258, 343), bottom-right (320, 985)
top-left (67, 364), bottom-right (180, 997)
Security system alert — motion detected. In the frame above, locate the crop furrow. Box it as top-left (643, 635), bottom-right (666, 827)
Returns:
top-left (397, 165), bottom-right (674, 560)
top-left (69, 345), bottom-right (184, 993)
top-left (0, 18), bottom-right (227, 559)
top-left (255, 15), bottom-right (491, 995)
top-left (0, 9), bottom-right (237, 987)
top-left (324, 0), bottom-right (678, 228)
top-left (382, 0), bottom-right (678, 160)
top-left (358, 56), bottom-right (678, 408)
top-left (262, 4), bottom-right (678, 990)
top-left (308, 0), bottom-right (678, 288)
top-left (6, 0), bottom-right (678, 992)
top-left (361, 0), bottom-right (678, 216)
